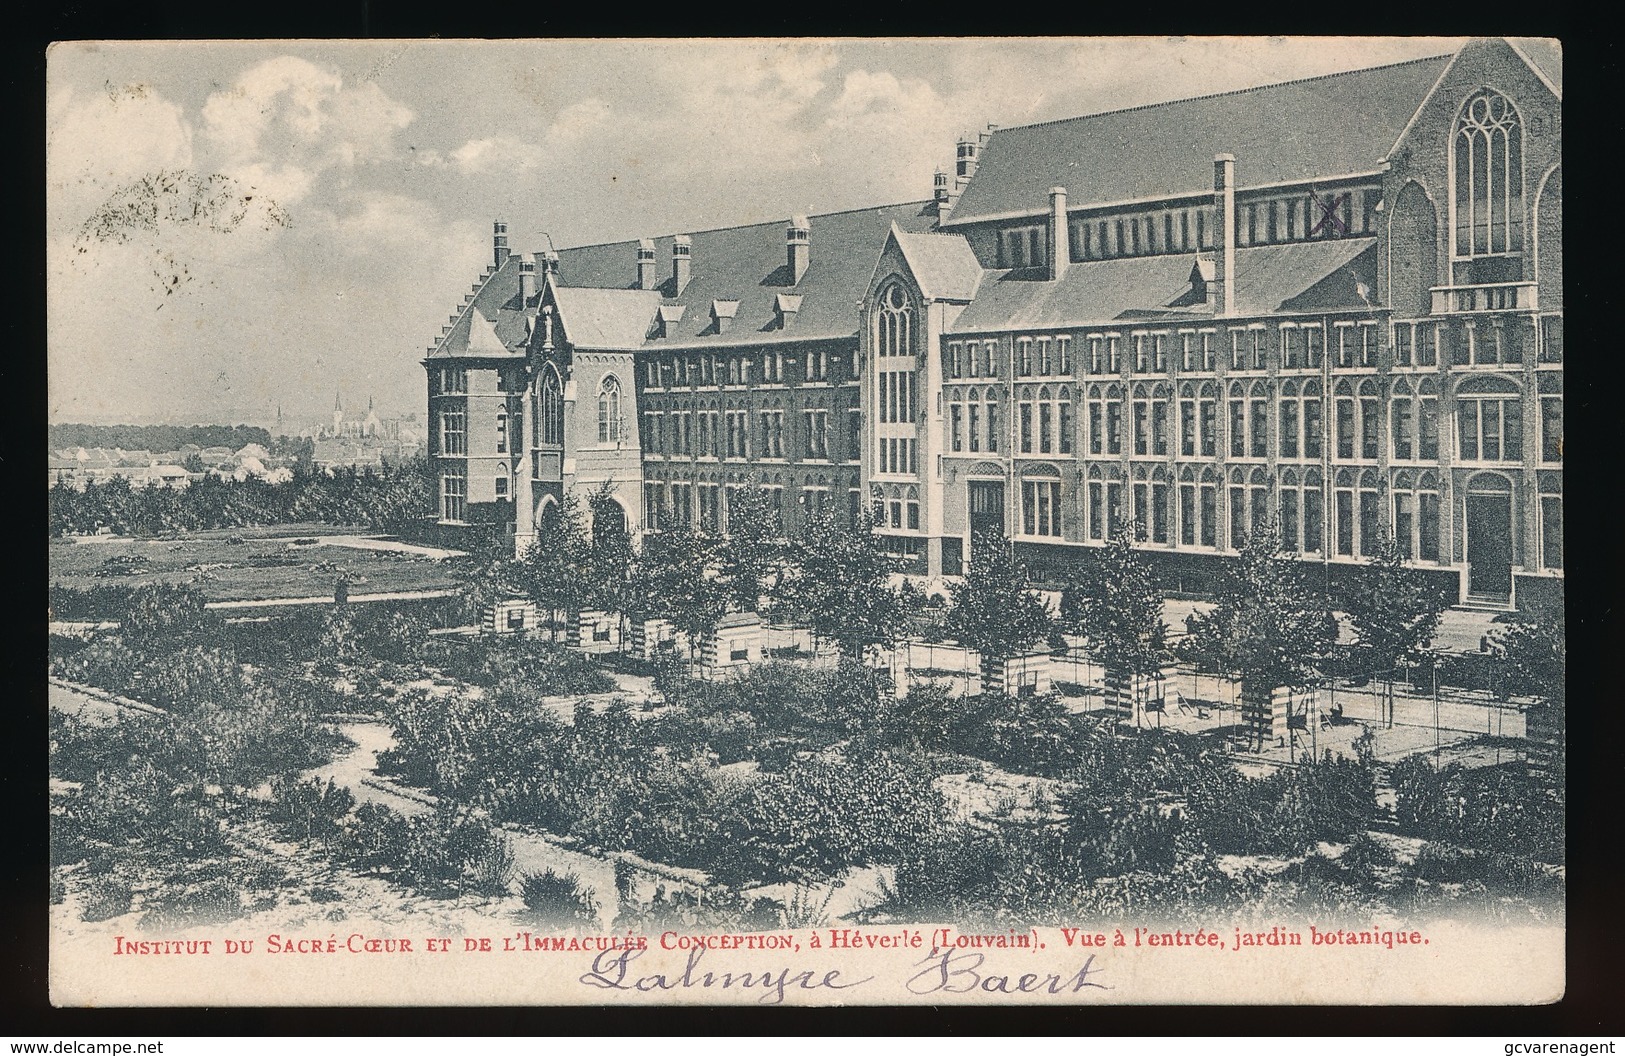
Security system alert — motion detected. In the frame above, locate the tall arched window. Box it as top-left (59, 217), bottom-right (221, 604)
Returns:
top-left (876, 283), bottom-right (913, 358)
top-left (1453, 90), bottom-right (1524, 257)
top-left (598, 374), bottom-right (622, 444)
top-left (539, 366), bottom-right (564, 446)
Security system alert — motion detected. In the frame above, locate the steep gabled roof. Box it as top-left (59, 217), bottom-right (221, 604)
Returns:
top-left (548, 201), bottom-right (939, 349)
top-left (889, 227), bottom-right (987, 302)
top-left (552, 286), bottom-right (665, 349)
top-left (427, 255), bottom-right (533, 359)
top-left (946, 54), bottom-right (1454, 225)
top-left (947, 237), bottom-right (1378, 332)
top-left (1508, 37), bottom-right (1562, 98)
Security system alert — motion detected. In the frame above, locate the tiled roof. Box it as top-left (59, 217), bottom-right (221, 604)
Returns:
top-left (947, 237), bottom-right (1377, 332)
top-left (1508, 37), bottom-right (1562, 97)
top-left (552, 286), bottom-right (665, 349)
top-left (890, 228), bottom-right (986, 301)
top-left (549, 201), bottom-right (940, 349)
top-left (427, 257), bottom-right (532, 359)
top-left (1234, 238), bottom-right (1376, 315)
top-left (946, 55), bottom-right (1453, 224)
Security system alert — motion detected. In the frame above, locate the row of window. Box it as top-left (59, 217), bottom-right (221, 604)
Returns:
top-left (939, 390), bottom-right (1561, 465)
top-left (641, 408), bottom-right (859, 461)
top-left (991, 187), bottom-right (1380, 271)
top-left (943, 317), bottom-right (1560, 382)
top-left (645, 480), bottom-right (865, 533)
top-left (430, 366), bottom-right (526, 396)
top-left (640, 347), bottom-right (845, 390)
top-left (1009, 476), bottom-right (1565, 569)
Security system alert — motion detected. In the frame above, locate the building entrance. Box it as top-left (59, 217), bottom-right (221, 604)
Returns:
top-left (1466, 491), bottom-right (1513, 598)
top-left (968, 480), bottom-right (1005, 562)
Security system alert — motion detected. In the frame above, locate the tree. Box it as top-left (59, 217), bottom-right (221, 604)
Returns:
top-left (122, 583), bottom-right (220, 652)
top-left (583, 482), bottom-right (635, 620)
top-left (780, 509), bottom-right (903, 659)
top-left (714, 481), bottom-right (783, 617)
top-left (1178, 520), bottom-right (1338, 746)
top-left (1063, 523), bottom-right (1169, 725)
top-left (948, 532), bottom-right (1053, 691)
top-left (627, 526), bottom-right (724, 653)
top-left (1341, 525), bottom-right (1450, 725)
top-left (518, 492), bottom-right (590, 640)
top-left (1489, 607), bottom-right (1566, 705)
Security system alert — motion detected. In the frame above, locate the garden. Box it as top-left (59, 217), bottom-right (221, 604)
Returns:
top-left (48, 478), bottom-right (1566, 935)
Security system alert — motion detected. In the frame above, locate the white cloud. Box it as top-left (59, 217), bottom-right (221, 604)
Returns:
top-left (47, 82), bottom-right (195, 228)
top-left (547, 98), bottom-right (613, 144)
top-left (449, 136), bottom-right (549, 174)
top-left (199, 56), bottom-right (415, 205)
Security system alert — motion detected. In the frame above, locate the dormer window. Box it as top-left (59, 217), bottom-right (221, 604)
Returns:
top-left (711, 299), bottom-right (740, 335)
top-left (653, 304), bottom-right (685, 340)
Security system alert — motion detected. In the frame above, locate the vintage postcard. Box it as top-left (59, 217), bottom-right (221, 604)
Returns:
top-left (47, 36), bottom-right (1565, 1006)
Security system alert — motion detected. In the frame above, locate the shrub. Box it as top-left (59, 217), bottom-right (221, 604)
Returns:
top-left (519, 870), bottom-right (599, 927)
top-left (79, 873), bottom-right (135, 922)
top-left (712, 749), bottom-right (945, 886)
top-left (141, 876), bottom-right (244, 929)
top-left (266, 777), bottom-right (356, 843)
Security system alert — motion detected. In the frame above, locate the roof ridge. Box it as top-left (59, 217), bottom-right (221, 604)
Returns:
top-left (989, 52), bottom-right (1457, 136)
top-left (551, 199), bottom-right (934, 255)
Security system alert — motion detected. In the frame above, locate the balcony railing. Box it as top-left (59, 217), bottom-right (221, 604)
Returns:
top-left (1431, 282), bottom-right (1538, 315)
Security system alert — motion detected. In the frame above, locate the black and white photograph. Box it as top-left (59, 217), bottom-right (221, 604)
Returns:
top-left (45, 36), bottom-right (1565, 1006)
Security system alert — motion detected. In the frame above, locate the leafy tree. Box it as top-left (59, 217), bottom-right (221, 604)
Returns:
top-left (1178, 521), bottom-right (1337, 741)
top-left (584, 482), bottom-right (635, 619)
top-left (518, 491), bottom-right (590, 639)
top-left (1063, 523), bottom-right (1169, 716)
top-left (1342, 526), bottom-right (1449, 666)
top-left (1488, 607), bottom-right (1566, 704)
top-left (121, 583), bottom-right (219, 651)
top-left (780, 509), bottom-right (903, 659)
top-left (1341, 525), bottom-right (1450, 724)
top-left (628, 527), bottom-right (725, 659)
top-left (948, 532), bottom-right (1053, 690)
top-left (714, 481), bottom-right (783, 617)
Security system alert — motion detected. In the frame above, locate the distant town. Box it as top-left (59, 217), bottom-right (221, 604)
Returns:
top-left (48, 395), bottom-right (427, 491)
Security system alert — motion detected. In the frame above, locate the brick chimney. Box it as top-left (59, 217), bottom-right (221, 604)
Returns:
top-left (1047, 187), bottom-right (1070, 282)
top-left (1212, 154), bottom-right (1236, 317)
top-left (672, 235), bottom-right (692, 294)
top-left (518, 254), bottom-right (537, 305)
top-left (787, 216), bottom-right (810, 285)
top-left (492, 220), bottom-right (510, 269)
top-left (636, 238), bottom-right (658, 290)
top-left (955, 134), bottom-right (979, 188)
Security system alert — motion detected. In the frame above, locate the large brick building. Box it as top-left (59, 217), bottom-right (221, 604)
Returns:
top-left (425, 37), bottom-right (1561, 608)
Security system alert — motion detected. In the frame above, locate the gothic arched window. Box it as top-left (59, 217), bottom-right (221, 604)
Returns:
top-left (1453, 90), bottom-right (1524, 257)
top-left (876, 282), bottom-right (913, 358)
top-left (540, 366), bottom-right (564, 446)
top-left (598, 374), bottom-right (622, 444)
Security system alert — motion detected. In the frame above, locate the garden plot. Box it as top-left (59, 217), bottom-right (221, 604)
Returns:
top-left (49, 531), bottom-right (462, 603)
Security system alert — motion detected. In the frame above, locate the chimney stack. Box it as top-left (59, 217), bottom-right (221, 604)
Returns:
top-left (786, 216), bottom-right (810, 285)
top-left (1047, 187), bottom-right (1070, 282)
top-left (1212, 154), bottom-right (1236, 317)
top-left (955, 135), bottom-right (979, 188)
top-left (518, 254), bottom-right (537, 305)
top-left (539, 248), bottom-right (560, 281)
top-left (636, 239), bottom-right (658, 290)
top-left (672, 235), bottom-right (692, 294)
top-left (493, 220), bottom-right (510, 269)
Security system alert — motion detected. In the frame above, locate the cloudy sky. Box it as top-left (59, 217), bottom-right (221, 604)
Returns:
top-left (47, 36), bottom-right (1465, 427)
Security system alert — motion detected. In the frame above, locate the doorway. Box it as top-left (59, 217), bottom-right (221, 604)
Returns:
top-left (967, 480), bottom-right (1005, 563)
top-left (1466, 491), bottom-right (1513, 597)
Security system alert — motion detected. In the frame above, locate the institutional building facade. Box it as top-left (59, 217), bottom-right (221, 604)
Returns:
top-left (424, 37), bottom-right (1561, 608)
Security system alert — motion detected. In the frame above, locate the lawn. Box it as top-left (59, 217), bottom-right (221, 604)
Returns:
top-left (49, 527), bottom-right (463, 603)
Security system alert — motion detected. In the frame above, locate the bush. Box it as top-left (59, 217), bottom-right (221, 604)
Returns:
top-left (519, 870), bottom-right (599, 927)
top-left (266, 777), bottom-right (356, 843)
top-left (711, 749), bottom-right (945, 886)
top-left (141, 876), bottom-right (244, 929)
top-left (79, 873), bottom-right (135, 922)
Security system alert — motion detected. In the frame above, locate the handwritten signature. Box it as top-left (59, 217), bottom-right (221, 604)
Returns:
top-left (579, 945), bottom-right (1109, 1002)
